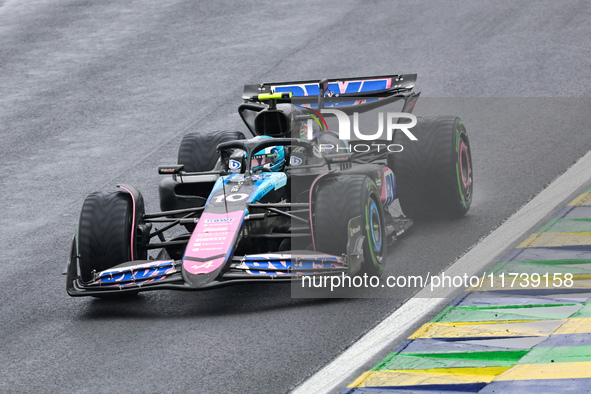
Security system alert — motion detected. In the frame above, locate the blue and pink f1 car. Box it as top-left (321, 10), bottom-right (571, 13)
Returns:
top-left (66, 74), bottom-right (473, 297)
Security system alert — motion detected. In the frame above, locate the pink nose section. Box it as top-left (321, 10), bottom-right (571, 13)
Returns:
top-left (183, 210), bottom-right (245, 275)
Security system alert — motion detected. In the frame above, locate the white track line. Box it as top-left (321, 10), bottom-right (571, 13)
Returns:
top-left (292, 150), bottom-right (591, 394)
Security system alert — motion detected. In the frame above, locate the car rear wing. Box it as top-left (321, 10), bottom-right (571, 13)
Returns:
top-left (242, 74), bottom-right (419, 113)
top-left (240, 74), bottom-right (420, 136)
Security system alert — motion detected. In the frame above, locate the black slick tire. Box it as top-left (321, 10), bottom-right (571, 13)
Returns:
top-left (177, 130), bottom-right (245, 172)
top-left (390, 116), bottom-right (473, 219)
top-left (314, 175), bottom-right (387, 276)
top-left (78, 190), bottom-right (135, 282)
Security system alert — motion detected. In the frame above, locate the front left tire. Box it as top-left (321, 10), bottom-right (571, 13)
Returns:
top-left (314, 175), bottom-right (387, 276)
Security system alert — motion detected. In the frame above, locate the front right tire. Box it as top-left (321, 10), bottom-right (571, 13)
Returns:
top-left (77, 189), bottom-right (144, 282)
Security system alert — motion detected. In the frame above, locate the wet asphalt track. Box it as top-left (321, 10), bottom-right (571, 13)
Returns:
top-left (1, 0), bottom-right (590, 392)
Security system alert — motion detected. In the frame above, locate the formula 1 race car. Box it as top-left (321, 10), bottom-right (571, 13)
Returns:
top-left (66, 74), bottom-right (473, 297)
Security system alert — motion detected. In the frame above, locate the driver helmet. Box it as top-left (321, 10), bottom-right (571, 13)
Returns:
top-left (251, 136), bottom-right (286, 172)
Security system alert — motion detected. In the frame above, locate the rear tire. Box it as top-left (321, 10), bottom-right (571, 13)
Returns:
top-left (178, 130), bottom-right (245, 172)
top-left (314, 175), bottom-right (387, 276)
top-left (78, 190), bottom-right (143, 282)
top-left (390, 116), bottom-right (473, 219)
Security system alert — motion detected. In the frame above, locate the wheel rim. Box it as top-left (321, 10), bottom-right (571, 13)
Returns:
top-left (369, 200), bottom-right (383, 252)
top-left (458, 138), bottom-right (472, 202)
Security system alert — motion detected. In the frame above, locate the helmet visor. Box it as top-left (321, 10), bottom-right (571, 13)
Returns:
top-left (251, 153), bottom-right (275, 170)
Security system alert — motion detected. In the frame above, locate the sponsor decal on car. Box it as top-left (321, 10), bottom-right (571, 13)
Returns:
top-left (184, 210), bottom-right (245, 275)
top-left (381, 168), bottom-right (396, 205)
top-left (272, 78), bottom-right (393, 98)
top-left (228, 159), bottom-right (241, 173)
top-left (98, 260), bottom-right (176, 285)
top-left (204, 218), bottom-right (234, 223)
top-left (290, 155), bottom-right (303, 166)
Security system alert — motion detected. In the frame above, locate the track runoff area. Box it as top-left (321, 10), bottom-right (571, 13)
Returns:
top-left (293, 150), bottom-right (591, 393)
